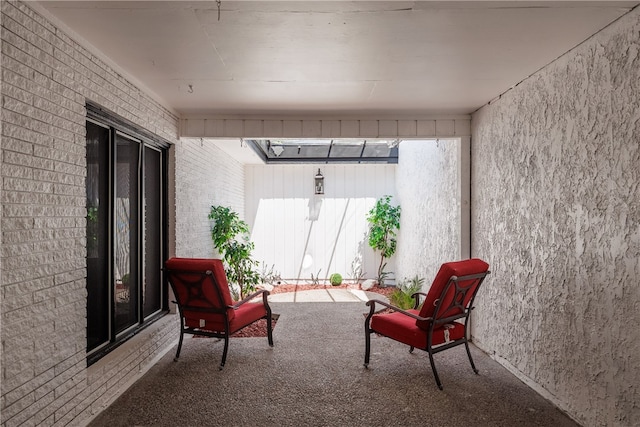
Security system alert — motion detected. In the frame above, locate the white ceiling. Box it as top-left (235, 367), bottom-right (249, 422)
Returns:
top-left (37, 1), bottom-right (638, 117)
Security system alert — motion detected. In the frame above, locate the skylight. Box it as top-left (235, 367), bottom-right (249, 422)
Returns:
top-left (246, 139), bottom-right (399, 164)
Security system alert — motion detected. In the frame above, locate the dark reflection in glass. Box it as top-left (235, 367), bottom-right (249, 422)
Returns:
top-left (114, 134), bottom-right (139, 334)
top-left (143, 146), bottom-right (162, 318)
top-left (86, 122), bottom-right (110, 352)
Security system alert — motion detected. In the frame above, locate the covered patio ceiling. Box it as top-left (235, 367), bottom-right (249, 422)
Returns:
top-left (37, 1), bottom-right (639, 117)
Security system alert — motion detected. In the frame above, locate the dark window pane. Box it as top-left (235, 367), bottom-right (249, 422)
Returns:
top-left (143, 146), bottom-right (162, 318)
top-left (114, 133), bottom-right (140, 334)
top-left (86, 122), bottom-right (110, 352)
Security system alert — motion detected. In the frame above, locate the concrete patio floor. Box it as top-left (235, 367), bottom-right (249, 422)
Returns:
top-left (87, 290), bottom-right (580, 427)
top-left (267, 287), bottom-right (387, 303)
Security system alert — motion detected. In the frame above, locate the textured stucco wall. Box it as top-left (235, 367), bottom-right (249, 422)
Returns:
top-left (471, 7), bottom-right (640, 427)
top-left (396, 140), bottom-right (461, 284)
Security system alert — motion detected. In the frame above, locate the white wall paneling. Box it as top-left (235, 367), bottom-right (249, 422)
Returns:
top-left (246, 164), bottom-right (397, 283)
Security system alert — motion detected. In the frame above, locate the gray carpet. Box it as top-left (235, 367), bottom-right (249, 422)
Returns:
top-left (89, 302), bottom-right (579, 427)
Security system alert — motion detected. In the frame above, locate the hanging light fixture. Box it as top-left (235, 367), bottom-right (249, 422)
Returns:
top-left (314, 169), bottom-right (324, 195)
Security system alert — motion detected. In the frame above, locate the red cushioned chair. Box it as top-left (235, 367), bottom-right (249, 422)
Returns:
top-left (165, 257), bottom-right (273, 369)
top-left (364, 258), bottom-right (490, 389)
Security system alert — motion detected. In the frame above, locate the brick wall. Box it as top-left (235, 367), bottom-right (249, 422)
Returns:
top-left (173, 138), bottom-right (245, 259)
top-left (0, 1), bottom-right (185, 425)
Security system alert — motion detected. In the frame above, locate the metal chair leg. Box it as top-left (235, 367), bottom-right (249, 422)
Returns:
top-left (428, 351), bottom-right (443, 390)
top-left (464, 340), bottom-right (479, 374)
top-left (174, 330), bottom-right (184, 362)
top-left (219, 336), bottom-right (230, 370)
top-left (364, 324), bottom-right (371, 368)
top-left (266, 312), bottom-right (274, 347)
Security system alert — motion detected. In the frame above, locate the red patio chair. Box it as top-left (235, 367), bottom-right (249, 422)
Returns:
top-left (364, 258), bottom-right (490, 389)
top-left (165, 257), bottom-right (273, 369)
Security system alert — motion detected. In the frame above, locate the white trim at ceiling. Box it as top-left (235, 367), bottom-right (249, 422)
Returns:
top-left (181, 117), bottom-right (471, 139)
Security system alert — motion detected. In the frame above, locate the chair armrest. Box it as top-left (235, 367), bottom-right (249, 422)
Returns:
top-left (233, 289), bottom-right (270, 308)
top-left (410, 292), bottom-right (428, 309)
top-left (365, 299), bottom-right (432, 322)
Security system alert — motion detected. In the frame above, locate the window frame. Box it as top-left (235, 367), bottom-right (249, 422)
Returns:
top-left (85, 103), bottom-right (170, 365)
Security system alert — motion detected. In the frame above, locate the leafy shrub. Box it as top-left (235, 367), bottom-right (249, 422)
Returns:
top-left (390, 276), bottom-right (425, 310)
top-left (208, 205), bottom-right (260, 299)
top-left (366, 195), bottom-right (401, 285)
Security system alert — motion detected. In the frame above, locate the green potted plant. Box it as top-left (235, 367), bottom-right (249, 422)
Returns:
top-left (208, 205), bottom-right (260, 300)
top-left (366, 195), bottom-right (401, 286)
top-left (329, 273), bottom-right (343, 286)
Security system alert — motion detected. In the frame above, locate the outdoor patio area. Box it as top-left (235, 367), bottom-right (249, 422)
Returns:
top-left (88, 293), bottom-right (578, 427)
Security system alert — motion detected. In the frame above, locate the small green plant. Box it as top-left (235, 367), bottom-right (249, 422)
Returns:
top-left (208, 205), bottom-right (260, 300)
top-left (367, 195), bottom-right (401, 286)
top-left (390, 275), bottom-right (425, 310)
top-left (329, 273), bottom-right (343, 286)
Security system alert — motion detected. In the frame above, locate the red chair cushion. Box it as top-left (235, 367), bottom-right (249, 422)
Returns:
top-left (371, 310), bottom-right (465, 349)
top-left (166, 257), bottom-right (236, 328)
top-left (184, 299), bottom-right (267, 333)
top-left (229, 301), bottom-right (268, 334)
top-left (416, 258), bottom-right (489, 331)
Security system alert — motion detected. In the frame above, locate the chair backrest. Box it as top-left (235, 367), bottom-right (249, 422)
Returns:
top-left (165, 257), bottom-right (235, 328)
top-left (416, 258), bottom-right (489, 330)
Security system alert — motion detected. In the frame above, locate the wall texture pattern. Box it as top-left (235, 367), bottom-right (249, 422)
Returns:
top-left (173, 138), bottom-right (245, 258)
top-left (471, 8), bottom-right (640, 427)
top-left (395, 140), bottom-right (461, 284)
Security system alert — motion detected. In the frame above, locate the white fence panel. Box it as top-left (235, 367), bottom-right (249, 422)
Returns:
top-left (245, 164), bottom-right (397, 283)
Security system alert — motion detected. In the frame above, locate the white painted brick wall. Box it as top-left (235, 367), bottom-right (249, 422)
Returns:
top-left (173, 138), bottom-right (245, 258)
top-left (0, 1), bottom-right (183, 426)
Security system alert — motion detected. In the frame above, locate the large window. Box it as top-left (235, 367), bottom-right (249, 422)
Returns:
top-left (85, 104), bottom-right (168, 364)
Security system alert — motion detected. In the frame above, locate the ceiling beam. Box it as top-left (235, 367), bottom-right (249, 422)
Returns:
top-left (181, 117), bottom-right (471, 139)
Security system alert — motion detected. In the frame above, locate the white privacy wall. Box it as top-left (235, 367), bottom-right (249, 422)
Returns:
top-left (245, 164), bottom-right (396, 282)
top-left (395, 140), bottom-right (461, 284)
top-left (471, 7), bottom-right (640, 427)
